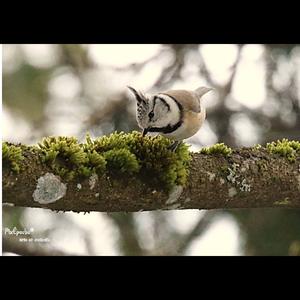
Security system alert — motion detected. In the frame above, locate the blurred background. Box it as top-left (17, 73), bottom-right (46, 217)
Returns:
top-left (2, 44), bottom-right (300, 256)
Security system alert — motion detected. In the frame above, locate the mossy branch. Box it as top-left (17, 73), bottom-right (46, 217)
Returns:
top-left (2, 134), bottom-right (300, 212)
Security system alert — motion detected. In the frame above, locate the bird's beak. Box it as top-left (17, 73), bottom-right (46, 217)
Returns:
top-left (142, 128), bottom-right (148, 137)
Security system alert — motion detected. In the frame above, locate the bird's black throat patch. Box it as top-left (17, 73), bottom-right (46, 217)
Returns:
top-left (146, 119), bottom-right (183, 134)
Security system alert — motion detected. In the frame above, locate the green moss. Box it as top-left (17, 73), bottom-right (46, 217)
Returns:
top-left (103, 149), bottom-right (140, 174)
top-left (38, 136), bottom-right (91, 180)
top-left (33, 131), bottom-right (191, 189)
top-left (199, 143), bottom-right (232, 156)
top-left (2, 142), bottom-right (24, 173)
top-left (274, 198), bottom-right (291, 205)
top-left (253, 144), bottom-right (262, 150)
top-left (86, 150), bottom-right (106, 173)
top-left (89, 131), bottom-right (191, 189)
top-left (266, 139), bottom-right (300, 163)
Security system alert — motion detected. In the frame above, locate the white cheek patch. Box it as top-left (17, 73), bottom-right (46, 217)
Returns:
top-left (153, 102), bottom-right (168, 122)
top-left (151, 94), bottom-right (181, 128)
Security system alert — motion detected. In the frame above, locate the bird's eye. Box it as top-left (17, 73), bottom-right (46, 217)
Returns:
top-left (148, 111), bottom-right (154, 119)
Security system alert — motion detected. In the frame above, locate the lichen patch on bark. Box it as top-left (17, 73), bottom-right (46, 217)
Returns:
top-left (33, 173), bottom-right (67, 204)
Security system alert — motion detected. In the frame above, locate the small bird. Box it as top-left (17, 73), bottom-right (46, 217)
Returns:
top-left (127, 86), bottom-right (212, 151)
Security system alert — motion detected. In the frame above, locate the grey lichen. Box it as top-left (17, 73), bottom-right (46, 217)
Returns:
top-left (166, 185), bottom-right (183, 206)
top-left (228, 187), bottom-right (237, 198)
top-left (33, 173), bottom-right (67, 204)
top-left (226, 163), bottom-right (251, 193)
top-left (240, 179), bottom-right (251, 192)
top-left (206, 171), bottom-right (216, 182)
top-left (226, 163), bottom-right (240, 184)
top-left (89, 173), bottom-right (98, 190)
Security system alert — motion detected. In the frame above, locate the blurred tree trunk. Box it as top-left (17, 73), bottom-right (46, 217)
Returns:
top-left (230, 208), bottom-right (300, 255)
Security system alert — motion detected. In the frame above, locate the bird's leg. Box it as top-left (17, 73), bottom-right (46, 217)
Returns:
top-left (142, 128), bottom-right (148, 137)
top-left (168, 141), bottom-right (182, 152)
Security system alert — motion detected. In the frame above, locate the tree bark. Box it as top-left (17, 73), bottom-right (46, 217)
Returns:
top-left (3, 146), bottom-right (300, 212)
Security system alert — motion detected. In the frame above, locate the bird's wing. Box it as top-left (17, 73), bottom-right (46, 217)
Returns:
top-left (162, 90), bottom-right (201, 113)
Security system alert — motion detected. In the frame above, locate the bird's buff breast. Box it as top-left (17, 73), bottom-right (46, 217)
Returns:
top-left (163, 110), bottom-right (206, 141)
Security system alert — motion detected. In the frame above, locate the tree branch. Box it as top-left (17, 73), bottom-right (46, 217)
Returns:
top-left (3, 143), bottom-right (300, 212)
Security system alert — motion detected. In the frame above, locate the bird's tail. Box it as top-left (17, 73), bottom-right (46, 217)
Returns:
top-left (195, 87), bottom-right (213, 98)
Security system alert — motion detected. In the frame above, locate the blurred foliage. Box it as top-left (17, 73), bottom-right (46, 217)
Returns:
top-left (2, 44), bottom-right (300, 256)
top-left (3, 63), bottom-right (52, 122)
top-left (3, 206), bottom-right (25, 229)
top-left (231, 209), bottom-right (300, 255)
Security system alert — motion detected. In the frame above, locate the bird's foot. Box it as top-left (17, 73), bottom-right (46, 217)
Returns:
top-left (168, 141), bottom-right (182, 152)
